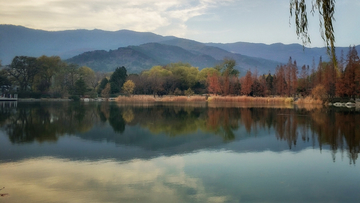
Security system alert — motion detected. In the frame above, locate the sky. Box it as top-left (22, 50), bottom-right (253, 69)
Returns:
top-left (1, 0), bottom-right (359, 47)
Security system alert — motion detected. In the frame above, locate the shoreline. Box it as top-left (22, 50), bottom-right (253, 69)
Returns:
top-left (115, 95), bottom-right (298, 104)
top-left (5, 95), bottom-right (359, 108)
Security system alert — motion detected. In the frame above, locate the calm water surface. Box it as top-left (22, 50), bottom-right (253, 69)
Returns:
top-left (0, 101), bottom-right (359, 203)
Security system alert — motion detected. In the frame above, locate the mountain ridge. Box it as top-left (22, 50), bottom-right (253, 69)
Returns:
top-left (0, 24), bottom-right (176, 64)
top-left (66, 41), bottom-right (282, 74)
top-left (1, 24), bottom-right (358, 74)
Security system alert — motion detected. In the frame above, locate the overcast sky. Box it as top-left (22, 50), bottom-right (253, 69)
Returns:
top-left (1, 0), bottom-right (359, 47)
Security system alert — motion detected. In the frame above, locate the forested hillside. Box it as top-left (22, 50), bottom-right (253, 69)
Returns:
top-left (66, 43), bottom-right (221, 73)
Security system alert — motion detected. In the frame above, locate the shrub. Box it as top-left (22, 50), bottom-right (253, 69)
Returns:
top-left (311, 85), bottom-right (327, 101)
top-left (69, 95), bottom-right (80, 101)
top-left (184, 88), bottom-right (194, 96)
top-left (174, 88), bottom-right (182, 95)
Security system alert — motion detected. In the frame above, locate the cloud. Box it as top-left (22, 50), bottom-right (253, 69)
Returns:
top-left (0, 156), bottom-right (232, 202)
top-left (0, 0), bottom-right (233, 37)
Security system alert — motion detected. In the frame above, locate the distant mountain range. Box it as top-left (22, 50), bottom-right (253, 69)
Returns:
top-left (0, 24), bottom-right (175, 64)
top-left (67, 40), bottom-right (280, 73)
top-left (1, 25), bottom-right (358, 74)
top-left (207, 42), bottom-right (359, 67)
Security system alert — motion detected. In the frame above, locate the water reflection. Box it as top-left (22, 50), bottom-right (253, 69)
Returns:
top-left (1, 102), bottom-right (360, 202)
top-left (1, 150), bottom-right (359, 203)
top-left (0, 102), bottom-right (359, 164)
top-left (0, 156), bottom-right (231, 203)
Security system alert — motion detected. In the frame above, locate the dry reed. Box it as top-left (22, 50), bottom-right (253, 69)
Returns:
top-left (208, 95), bottom-right (293, 104)
top-left (295, 96), bottom-right (323, 105)
top-left (115, 95), bottom-right (307, 105)
top-left (116, 95), bottom-right (206, 102)
top-left (116, 95), bottom-right (156, 102)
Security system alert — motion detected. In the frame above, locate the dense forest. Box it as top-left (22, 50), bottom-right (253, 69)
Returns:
top-left (1, 46), bottom-right (359, 100)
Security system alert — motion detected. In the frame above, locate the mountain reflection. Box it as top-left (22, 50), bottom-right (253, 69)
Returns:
top-left (0, 101), bottom-right (359, 163)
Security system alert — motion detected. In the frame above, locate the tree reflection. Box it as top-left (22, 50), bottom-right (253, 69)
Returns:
top-left (108, 105), bottom-right (125, 133)
top-left (0, 102), bottom-right (103, 143)
top-left (0, 102), bottom-right (359, 163)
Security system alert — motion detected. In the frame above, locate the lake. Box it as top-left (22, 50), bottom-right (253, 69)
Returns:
top-left (0, 101), bottom-right (359, 203)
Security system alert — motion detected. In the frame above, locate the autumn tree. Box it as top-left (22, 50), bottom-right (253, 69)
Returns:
top-left (252, 75), bottom-right (267, 97)
top-left (290, 60), bottom-right (298, 96)
top-left (240, 70), bottom-right (253, 96)
top-left (127, 74), bottom-right (150, 95)
top-left (197, 67), bottom-right (219, 83)
top-left (322, 62), bottom-right (336, 97)
top-left (265, 74), bottom-right (275, 95)
top-left (283, 57), bottom-right (298, 96)
top-left (311, 84), bottom-right (327, 101)
top-left (122, 80), bottom-right (135, 96)
top-left (101, 83), bottom-right (110, 98)
top-left (228, 76), bottom-right (241, 95)
top-left (215, 58), bottom-right (239, 95)
top-left (274, 65), bottom-right (286, 96)
top-left (298, 65), bottom-right (309, 96)
top-left (207, 72), bottom-right (221, 95)
top-left (337, 46), bottom-right (360, 97)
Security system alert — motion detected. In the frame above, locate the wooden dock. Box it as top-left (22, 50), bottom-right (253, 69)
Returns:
top-left (0, 94), bottom-right (18, 101)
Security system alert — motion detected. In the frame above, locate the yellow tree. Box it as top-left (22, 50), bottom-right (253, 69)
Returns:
top-left (122, 80), bottom-right (135, 96)
top-left (78, 66), bottom-right (95, 89)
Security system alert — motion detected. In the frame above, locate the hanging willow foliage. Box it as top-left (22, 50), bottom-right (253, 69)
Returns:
top-left (290, 0), bottom-right (336, 63)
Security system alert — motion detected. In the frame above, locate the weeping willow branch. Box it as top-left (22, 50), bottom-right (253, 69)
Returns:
top-left (290, 0), bottom-right (336, 63)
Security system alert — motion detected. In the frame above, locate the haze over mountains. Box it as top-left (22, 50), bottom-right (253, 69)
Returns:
top-left (1, 25), bottom-right (358, 74)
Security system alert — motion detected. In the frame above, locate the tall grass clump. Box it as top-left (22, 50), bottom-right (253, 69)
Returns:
top-left (160, 95), bottom-right (207, 102)
top-left (116, 95), bottom-right (206, 102)
top-left (295, 96), bottom-right (323, 105)
top-left (207, 96), bottom-right (294, 104)
top-left (116, 95), bottom-right (156, 102)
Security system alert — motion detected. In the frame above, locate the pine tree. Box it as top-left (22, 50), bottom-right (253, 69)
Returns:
top-left (110, 66), bottom-right (127, 94)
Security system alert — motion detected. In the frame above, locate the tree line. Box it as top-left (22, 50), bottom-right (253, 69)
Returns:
top-left (1, 46), bottom-right (359, 99)
top-left (123, 46), bottom-right (360, 99)
top-left (0, 56), bottom-right (127, 99)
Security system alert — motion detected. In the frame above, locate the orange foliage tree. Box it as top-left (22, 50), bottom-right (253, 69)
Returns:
top-left (336, 46), bottom-right (360, 97)
top-left (207, 72), bottom-right (221, 95)
top-left (240, 70), bottom-right (253, 95)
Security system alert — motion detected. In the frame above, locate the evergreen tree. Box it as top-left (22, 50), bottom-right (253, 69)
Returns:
top-left (75, 77), bottom-right (87, 97)
top-left (97, 78), bottom-right (108, 94)
top-left (110, 66), bottom-right (127, 94)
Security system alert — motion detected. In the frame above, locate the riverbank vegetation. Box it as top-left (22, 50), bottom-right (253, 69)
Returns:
top-left (1, 46), bottom-right (359, 103)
